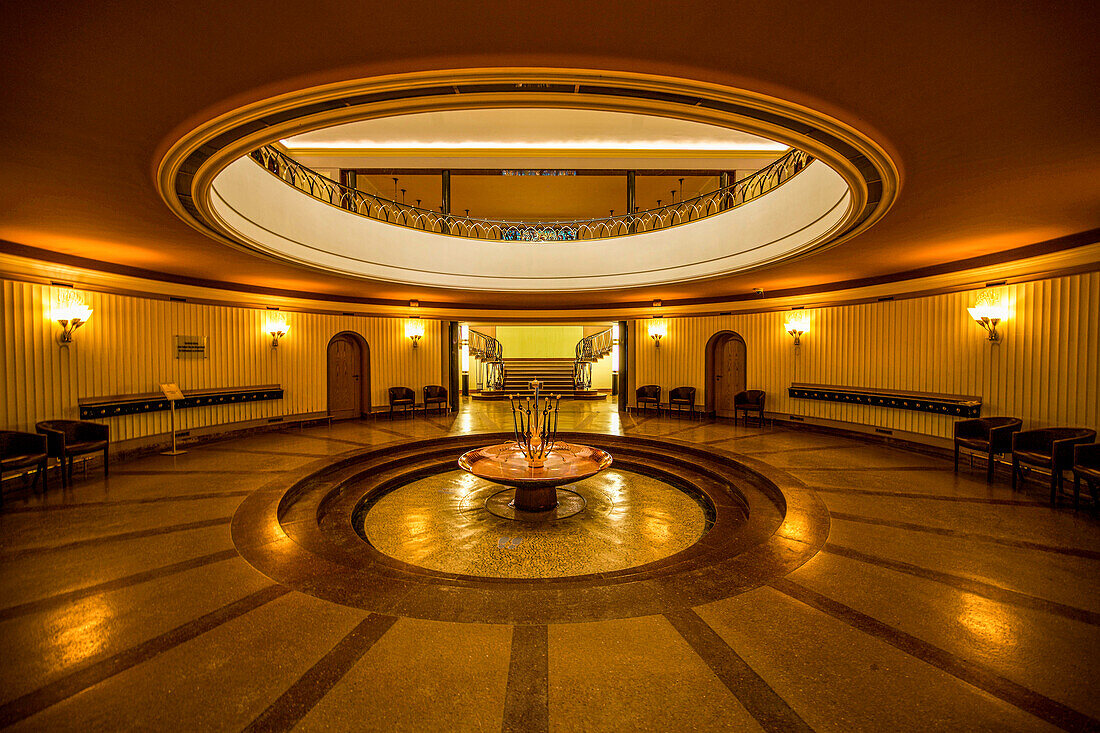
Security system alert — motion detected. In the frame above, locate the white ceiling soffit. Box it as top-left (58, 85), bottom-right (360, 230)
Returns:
top-left (282, 108), bottom-right (787, 156)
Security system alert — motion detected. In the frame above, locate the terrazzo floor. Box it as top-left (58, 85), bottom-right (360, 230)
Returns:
top-left (1, 399), bottom-right (1098, 731)
top-left (360, 468), bottom-right (710, 578)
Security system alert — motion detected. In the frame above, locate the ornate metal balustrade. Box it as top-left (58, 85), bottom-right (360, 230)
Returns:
top-left (573, 327), bottom-right (614, 389)
top-left (249, 146), bottom-right (813, 242)
top-left (469, 329), bottom-right (505, 391)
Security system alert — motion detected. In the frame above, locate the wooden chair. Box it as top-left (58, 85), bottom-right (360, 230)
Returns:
top-left (953, 417), bottom-right (1022, 482)
top-left (1012, 427), bottom-right (1096, 506)
top-left (1072, 443), bottom-right (1100, 511)
top-left (388, 387), bottom-right (415, 419)
top-left (733, 390), bottom-right (766, 427)
top-left (636, 385), bottom-right (661, 416)
top-left (423, 385), bottom-right (448, 414)
top-left (35, 420), bottom-right (108, 488)
top-left (1, 430), bottom-right (49, 504)
top-left (668, 387), bottom-right (697, 419)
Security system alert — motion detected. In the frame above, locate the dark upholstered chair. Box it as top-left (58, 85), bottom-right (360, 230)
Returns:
top-left (1012, 427), bottom-right (1096, 505)
top-left (636, 385), bottom-right (661, 416)
top-left (1072, 443), bottom-right (1100, 511)
top-left (734, 390), bottom-right (766, 427)
top-left (35, 420), bottom-right (108, 488)
top-left (423, 385), bottom-right (448, 414)
top-left (668, 387), bottom-right (697, 419)
top-left (388, 387), bottom-right (415, 419)
top-left (1, 431), bottom-right (49, 502)
top-left (953, 417), bottom-right (1022, 482)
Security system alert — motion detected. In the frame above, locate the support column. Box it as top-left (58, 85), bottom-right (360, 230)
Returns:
top-left (626, 171), bottom-right (636, 233)
top-left (719, 171), bottom-right (730, 211)
top-left (339, 170), bottom-right (357, 210)
top-left (441, 170), bottom-right (451, 215)
top-left (618, 320), bottom-right (631, 412)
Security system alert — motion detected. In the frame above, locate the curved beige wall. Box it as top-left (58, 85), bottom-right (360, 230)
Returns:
top-left (0, 279), bottom-right (442, 442)
top-left (3, 272), bottom-right (1096, 447)
top-left (631, 271), bottom-right (1100, 442)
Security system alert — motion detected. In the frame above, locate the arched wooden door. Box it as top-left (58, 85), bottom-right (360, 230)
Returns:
top-left (327, 333), bottom-right (368, 419)
top-left (706, 331), bottom-right (747, 418)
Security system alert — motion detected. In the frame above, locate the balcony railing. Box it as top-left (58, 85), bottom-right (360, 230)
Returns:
top-left (248, 146), bottom-right (814, 242)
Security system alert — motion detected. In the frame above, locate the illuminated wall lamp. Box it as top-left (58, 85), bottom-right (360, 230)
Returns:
top-left (968, 304), bottom-right (1005, 342)
top-left (405, 317), bottom-right (424, 348)
top-left (266, 318), bottom-right (289, 348)
top-left (55, 301), bottom-right (92, 345)
top-left (785, 314), bottom-right (809, 345)
top-left (648, 318), bottom-right (667, 347)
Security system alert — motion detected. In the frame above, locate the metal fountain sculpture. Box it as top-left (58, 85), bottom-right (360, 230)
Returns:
top-left (459, 380), bottom-right (612, 518)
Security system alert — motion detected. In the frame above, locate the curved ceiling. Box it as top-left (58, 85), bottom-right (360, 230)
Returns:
top-left (0, 1), bottom-right (1097, 312)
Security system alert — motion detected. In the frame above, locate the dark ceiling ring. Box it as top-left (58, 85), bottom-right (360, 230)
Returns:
top-left (231, 432), bottom-right (830, 624)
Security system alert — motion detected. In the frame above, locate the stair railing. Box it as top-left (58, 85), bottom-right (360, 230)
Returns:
top-left (573, 328), bottom-right (614, 389)
top-left (469, 329), bottom-right (505, 390)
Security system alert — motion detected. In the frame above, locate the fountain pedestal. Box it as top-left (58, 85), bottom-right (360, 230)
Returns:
top-left (458, 379), bottom-right (612, 519)
top-left (458, 441), bottom-right (612, 514)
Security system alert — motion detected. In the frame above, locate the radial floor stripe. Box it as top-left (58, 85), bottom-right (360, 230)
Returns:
top-left (823, 543), bottom-right (1100, 625)
top-left (701, 429), bottom-right (787, 445)
top-left (664, 607), bottom-right (814, 733)
top-left (196, 446), bottom-right (330, 458)
top-left (502, 625), bottom-right (549, 733)
top-left (289, 433), bottom-right (371, 447)
top-left (242, 613), bottom-right (398, 732)
top-left (0, 516), bottom-right (233, 560)
top-left (0, 548), bottom-right (240, 621)
top-left (0, 584), bottom-right (290, 728)
top-left (770, 578), bottom-right (1097, 732)
top-left (828, 511), bottom-right (1100, 560)
top-left (0, 490), bottom-right (252, 513)
top-left (808, 485), bottom-right (1046, 505)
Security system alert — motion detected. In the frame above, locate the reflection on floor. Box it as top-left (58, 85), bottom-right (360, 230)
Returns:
top-left (1, 398), bottom-right (1098, 731)
top-left (361, 468), bottom-right (708, 578)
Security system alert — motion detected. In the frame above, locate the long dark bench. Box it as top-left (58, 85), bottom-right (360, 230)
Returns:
top-left (78, 385), bottom-right (284, 419)
top-left (788, 382), bottom-right (981, 418)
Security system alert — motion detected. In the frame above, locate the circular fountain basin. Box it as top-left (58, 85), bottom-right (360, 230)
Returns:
top-left (458, 441), bottom-right (612, 514)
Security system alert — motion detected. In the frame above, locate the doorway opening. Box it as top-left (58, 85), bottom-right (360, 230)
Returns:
top-left (327, 331), bottom-right (371, 419)
top-left (705, 331), bottom-right (747, 418)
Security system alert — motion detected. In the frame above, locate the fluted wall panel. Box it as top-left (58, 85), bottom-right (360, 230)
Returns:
top-left (1, 280), bottom-right (441, 441)
top-left (633, 272), bottom-right (1100, 439)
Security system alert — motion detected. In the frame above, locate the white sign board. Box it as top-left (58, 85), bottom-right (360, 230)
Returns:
top-left (160, 383), bottom-right (185, 401)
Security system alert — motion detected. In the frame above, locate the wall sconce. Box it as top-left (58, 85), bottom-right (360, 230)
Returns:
top-left (967, 303), bottom-right (1006, 343)
top-left (266, 316), bottom-right (289, 348)
top-left (785, 313), bottom-right (809, 345)
top-left (54, 292), bottom-right (92, 345)
top-left (648, 318), bottom-right (667, 347)
top-left (405, 317), bottom-right (424, 347)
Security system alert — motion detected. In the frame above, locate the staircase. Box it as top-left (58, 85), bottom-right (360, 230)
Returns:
top-left (475, 357), bottom-right (604, 399)
top-left (503, 358), bottom-right (576, 396)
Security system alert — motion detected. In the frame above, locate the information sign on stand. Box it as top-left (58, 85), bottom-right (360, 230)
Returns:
top-left (160, 383), bottom-right (187, 455)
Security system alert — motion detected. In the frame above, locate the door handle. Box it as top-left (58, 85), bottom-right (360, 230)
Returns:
top-left (353, 375), bottom-right (359, 380)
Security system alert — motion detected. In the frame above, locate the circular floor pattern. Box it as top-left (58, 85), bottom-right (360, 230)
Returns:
top-left (231, 432), bottom-right (829, 624)
top-left (359, 468), bottom-right (713, 579)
